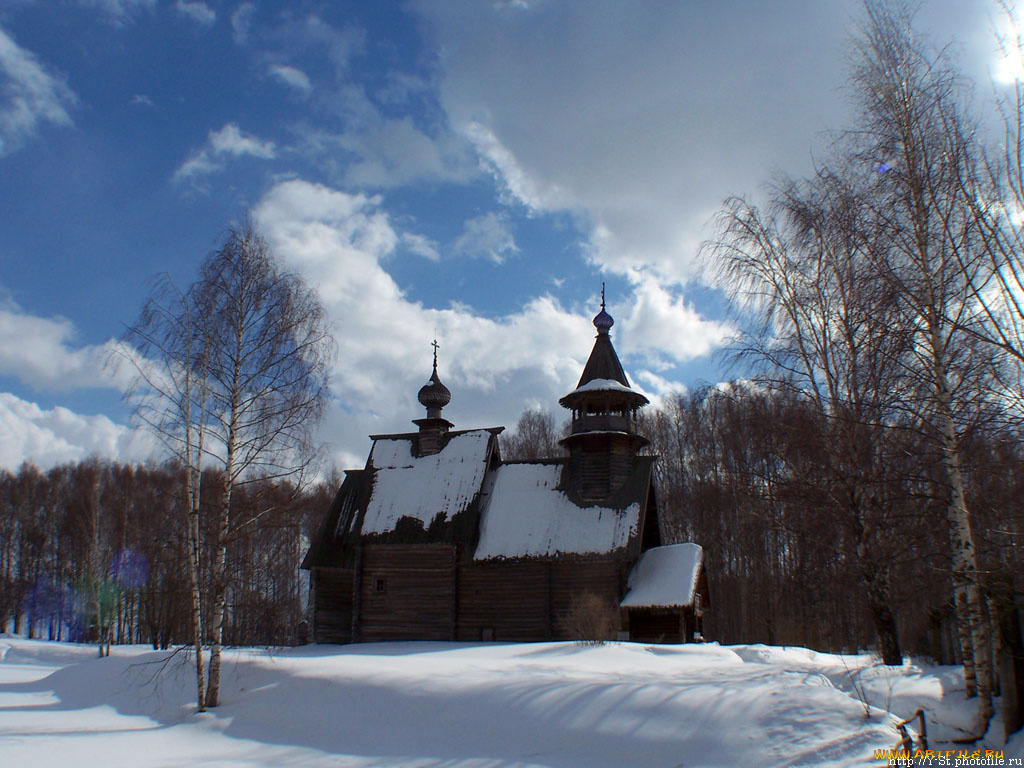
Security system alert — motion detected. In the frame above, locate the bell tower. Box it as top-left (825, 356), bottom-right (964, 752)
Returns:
top-left (559, 289), bottom-right (649, 499)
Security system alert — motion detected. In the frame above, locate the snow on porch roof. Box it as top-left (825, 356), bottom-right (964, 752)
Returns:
top-left (473, 463), bottom-right (639, 559)
top-left (361, 429), bottom-right (493, 535)
top-left (620, 543), bottom-right (704, 609)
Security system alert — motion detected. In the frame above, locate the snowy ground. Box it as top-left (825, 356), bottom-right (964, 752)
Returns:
top-left (1, 636), bottom-right (1021, 767)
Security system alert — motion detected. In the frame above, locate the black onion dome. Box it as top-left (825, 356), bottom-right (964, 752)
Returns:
top-left (593, 307), bottom-right (614, 333)
top-left (418, 367), bottom-right (451, 409)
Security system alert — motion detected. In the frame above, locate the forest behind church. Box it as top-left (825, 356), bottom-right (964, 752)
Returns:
top-left (5, 386), bottom-right (1018, 664)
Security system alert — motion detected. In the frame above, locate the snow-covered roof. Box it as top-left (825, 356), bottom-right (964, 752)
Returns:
top-left (565, 378), bottom-right (638, 396)
top-left (474, 463), bottom-right (639, 559)
top-left (361, 430), bottom-right (492, 535)
top-left (620, 543), bottom-right (703, 608)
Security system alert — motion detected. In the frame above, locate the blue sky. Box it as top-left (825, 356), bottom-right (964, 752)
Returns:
top-left (0, 0), bottom-right (1004, 471)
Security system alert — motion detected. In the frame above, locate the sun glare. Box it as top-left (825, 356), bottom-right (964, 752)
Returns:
top-left (993, 3), bottom-right (1024, 85)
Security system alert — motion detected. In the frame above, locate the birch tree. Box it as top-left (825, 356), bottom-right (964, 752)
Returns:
top-left (851, 0), bottom-right (996, 733)
top-left (705, 167), bottom-right (912, 665)
top-left (124, 221), bottom-right (333, 709)
top-left (124, 275), bottom-right (213, 710)
top-left (193, 223), bottom-right (332, 707)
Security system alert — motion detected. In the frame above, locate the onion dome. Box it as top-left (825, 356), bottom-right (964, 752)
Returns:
top-left (592, 282), bottom-right (614, 334)
top-left (593, 307), bottom-right (614, 333)
top-left (418, 366), bottom-right (451, 410)
top-left (417, 340), bottom-right (451, 416)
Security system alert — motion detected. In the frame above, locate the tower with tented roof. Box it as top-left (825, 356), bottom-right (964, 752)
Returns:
top-left (559, 289), bottom-right (650, 499)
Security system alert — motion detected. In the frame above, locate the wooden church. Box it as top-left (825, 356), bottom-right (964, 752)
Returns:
top-left (301, 300), bottom-right (708, 644)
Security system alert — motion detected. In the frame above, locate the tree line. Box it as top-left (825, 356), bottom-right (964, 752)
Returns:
top-left (0, 459), bottom-right (332, 650)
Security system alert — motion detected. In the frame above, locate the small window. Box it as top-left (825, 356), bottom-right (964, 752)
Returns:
top-left (374, 576), bottom-right (387, 593)
top-left (694, 592), bottom-right (703, 616)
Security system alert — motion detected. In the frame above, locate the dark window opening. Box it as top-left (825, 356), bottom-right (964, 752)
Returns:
top-left (375, 577), bottom-right (387, 593)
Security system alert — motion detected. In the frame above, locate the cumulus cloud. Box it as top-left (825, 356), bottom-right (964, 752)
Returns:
top-left (0, 302), bottom-right (135, 392)
top-left (173, 122), bottom-right (276, 186)
top-left (416, 2), bottom-right (998, 287)
top-left (412, 2), bottom-right (867, 286)
top-left (0, 392), bottom-right (156, 471)
top-left (174, 0), bottom-right (215, 28)
top-left (252, 179), bottom-right (729, 467)
top-left (0, 26), bottom-right (77, 157)
top-left (452, 212), bottom-right (517, 263)
top-left (268, 64), bottom-right (312, 95)
top-left (615, 275), bottom-right (734, 366)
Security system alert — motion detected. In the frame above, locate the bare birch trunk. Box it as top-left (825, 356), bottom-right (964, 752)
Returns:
top-left (186, 460), bottom-right (206, 712)
top-left (956, 590), bottom-right (978, 696)
top-left (932, 329), bottom-right (994, 733)
top-left (204, 497), bottom-right (229, 708)
top-left (205, 415), bottom-right (236, 709)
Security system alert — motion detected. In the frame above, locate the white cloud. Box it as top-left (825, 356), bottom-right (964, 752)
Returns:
top-left (298, 83), bottom-right (475, 189)
top-left (253, 179), bottom-right (730, 468)
top-left (231, 2), bottom-right (256, 44)
top-left (0, 392), bottom-right (156, 471)
top-left (173, 122), bottom-right (276, 186)
top-left (0, 302), bottom-right (134, 392)
top-left (452, 212), bottom-right (517, 262)
top-left (418, 2), bottom-right (999, 288)
top-left (277, 14), bottom-right (365, 73)
top-left (268, 64), bottom-right (312, 95)
top-left (0, 26), bottom-right (77, 157)
top-left (401, 232), bottom-right (440, 262)
top-left (615, 275), bottom-right (734, 365)
top-left (174, 0), bottom-right (216, 28)
top-left (73, 0), bottom-right (155, 22)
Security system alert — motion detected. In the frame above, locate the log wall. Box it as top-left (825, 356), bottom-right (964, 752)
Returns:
top-left (456, 558), bottom-right (625, 641)
top-left (313, 549), bottom-right (669, 645)
top-left (311, 567), bottom-right (354, 644)
top-left (358, 543), bottom-right (456, 642)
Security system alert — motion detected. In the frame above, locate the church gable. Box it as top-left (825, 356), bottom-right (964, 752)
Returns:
top-left (360, 429), bottom-right (497, 538)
